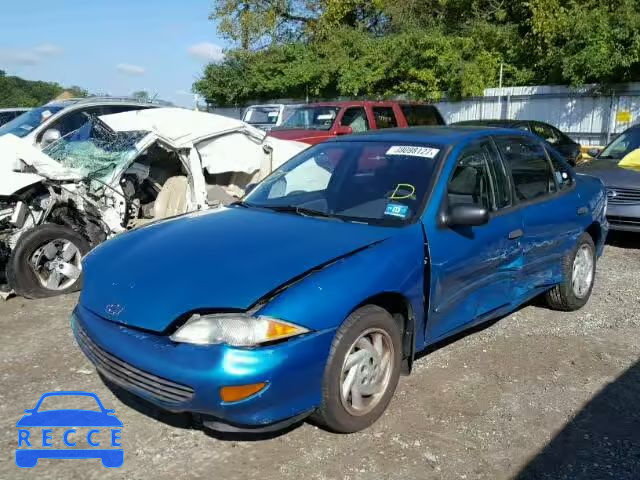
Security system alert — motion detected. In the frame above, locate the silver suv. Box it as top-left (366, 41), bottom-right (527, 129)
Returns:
top-left (0, 96), bottom-right (168, 148)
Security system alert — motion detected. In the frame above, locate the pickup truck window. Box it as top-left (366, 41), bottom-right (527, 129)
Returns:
top-left (401, 105), bottom-right (442, 126)
top-left (495, 136), bottom-right (557, 201)
top-left (373, 107), bottom-right (398, 129)
top-left (280, 106), bottom-right (340, 130)
top-left (340, 107), bottom-right (369, 133)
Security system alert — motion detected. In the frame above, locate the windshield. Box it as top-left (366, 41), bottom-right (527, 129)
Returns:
top-left (244, 106), bottom-right (280, 126)
top-left (0, 105), bottom-right (65, 138)
top-left (43, 119), bottom-right (147, 179)
top-left (244, 141), bottom-right (442, 225)
top-left (599, 129), bottom-right (640, 160)
top-left (279, 106), bottom-right (341, 130)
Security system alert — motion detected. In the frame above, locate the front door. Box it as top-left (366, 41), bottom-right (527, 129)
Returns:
top-left (425, 139), bottom-right (523, 343)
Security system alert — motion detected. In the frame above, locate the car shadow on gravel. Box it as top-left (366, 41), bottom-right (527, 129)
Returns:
top-left (606, 231), bottom-right (640, 249)
top-left (515, 359), bottom-right (640, 480)
top-left (100, 374), bottom-right (304, 441)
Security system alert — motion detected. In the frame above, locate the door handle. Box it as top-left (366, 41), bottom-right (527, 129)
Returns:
top-left (508, 229), bottom-right (524, 240)
top-left (577, 206), bottom-right (588, 216)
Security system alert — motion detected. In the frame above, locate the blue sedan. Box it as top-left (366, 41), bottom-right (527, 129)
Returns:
top-left (72, 127), bottom-right (608, 433)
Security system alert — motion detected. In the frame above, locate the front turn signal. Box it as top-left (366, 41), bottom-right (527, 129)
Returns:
top-left (220, 383), bottom-right (267, 403)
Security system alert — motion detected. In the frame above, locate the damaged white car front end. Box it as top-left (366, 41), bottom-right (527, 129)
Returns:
top-left (0, 108), bottom-right (308, 299)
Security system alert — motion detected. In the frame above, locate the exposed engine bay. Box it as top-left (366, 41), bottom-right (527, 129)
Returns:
top-left (0, 107), bottom-right (308, 299)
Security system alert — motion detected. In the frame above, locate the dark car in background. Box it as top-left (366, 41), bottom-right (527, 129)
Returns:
top-left (0, 108), bottom-right (30, 127)
top-left (268, 101), bottom-right (445, 145)
top-left (577, 124), bottom-right (640, 232)
top-left (453, 119), bottom-right (581, 166)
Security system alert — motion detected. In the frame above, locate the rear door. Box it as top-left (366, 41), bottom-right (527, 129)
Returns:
top-left (426, 138), bottom-right (523, 343)
top-left (494, 135), bottom-right (582, 292)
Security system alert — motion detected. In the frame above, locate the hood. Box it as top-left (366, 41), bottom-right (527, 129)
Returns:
top-left (577, 160), bottom-right (640, 188)
top-left (100, 108), bottom-right (308, 176)
top-left (268, 129), bottom-right (334, 144)
top-left (80, 207), bottom-right (395, 332)
top-left (0, 171), bottom-right (44, 196)
top-left (100, 107), bottom-right (266, 148)
top-left (0, 133), bottom-right (85, 182)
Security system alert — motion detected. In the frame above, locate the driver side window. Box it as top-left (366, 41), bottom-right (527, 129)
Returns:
top-left (448, 141), bottom-right (510, 211)
top-left (39, 107), bottom-right (101, 141)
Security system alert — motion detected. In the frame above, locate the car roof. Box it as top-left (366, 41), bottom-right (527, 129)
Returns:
top-left (44, 96), bottom-right (170, 109)
top-left (453, 119), bottom-right (528, 127)
top-left (0, 107), bottom-right (31, 112)
top-left (326, 126), bottom-right (532, 146)
top-left (294, 100), bottom-right (437, 108)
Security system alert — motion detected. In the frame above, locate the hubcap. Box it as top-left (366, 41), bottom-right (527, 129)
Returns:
top-left (340, 328), bottom-right (394, 416)
top-left (571, 244), bottom-right (594, 299)
top-left (30, 239), bottom-right (82, 291)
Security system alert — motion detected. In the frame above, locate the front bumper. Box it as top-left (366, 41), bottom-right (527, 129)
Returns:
top-left (606, 203), bottom-right (640, 232)
top-left (72, 305), bottom-right (335, 430)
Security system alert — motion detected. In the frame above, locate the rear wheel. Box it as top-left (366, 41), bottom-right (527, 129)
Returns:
top-left (312, 305), bottom-right (402, 433)
top-left (545, 233), bottom-right (596, 311)
top-left (7, 224), bottom-right (91, 299)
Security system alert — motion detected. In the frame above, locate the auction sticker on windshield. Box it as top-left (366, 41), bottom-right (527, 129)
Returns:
top-left (15, 391), bottom-right (123, 469)
top-left (384, 203), bottom-right (410, 219)
top-left (386, 145), bottom-right (439, 158)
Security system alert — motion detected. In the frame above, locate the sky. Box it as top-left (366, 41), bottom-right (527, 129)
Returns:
top-left (0, 0), bottom-right (228, 107)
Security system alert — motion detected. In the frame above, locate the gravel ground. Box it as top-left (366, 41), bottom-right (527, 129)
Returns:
top-left (1, 233), bottom-right (639, 480)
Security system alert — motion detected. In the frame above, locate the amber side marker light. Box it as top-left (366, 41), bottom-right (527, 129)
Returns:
top-left (220, 383), bottom-right (267, 402)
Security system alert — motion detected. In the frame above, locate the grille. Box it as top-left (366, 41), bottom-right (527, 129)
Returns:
top-left (76, 325), bottom-right (194, 405)
top-left (607, 215), bottom-right (640, 228)
top-left (607, 187), bottom-right (640, 205)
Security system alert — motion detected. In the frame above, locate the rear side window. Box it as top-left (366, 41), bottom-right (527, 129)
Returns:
top-left (448, 140), bottom-right (511, 211)
top-left (372, 107), bottom-right (398, 129)
top-left (400, 105), bottom-right (443, 126)
top-left (495, 136), bottom-right (556, 201)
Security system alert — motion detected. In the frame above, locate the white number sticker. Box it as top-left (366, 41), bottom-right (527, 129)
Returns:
top-left (386, 145), bottom-right (440, 158)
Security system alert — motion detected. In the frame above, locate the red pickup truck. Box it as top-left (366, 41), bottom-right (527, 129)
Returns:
top-left (267, 101), bottom-right (445, 144)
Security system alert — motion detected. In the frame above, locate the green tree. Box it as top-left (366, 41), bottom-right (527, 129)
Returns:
top-left (131, 90), bottom-right (151, 101)
top-left (197, 0), bottom-right (640, 106)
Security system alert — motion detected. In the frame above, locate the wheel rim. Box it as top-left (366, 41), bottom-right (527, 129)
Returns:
top-left (571, 244), bottom-right (594, 299)
top-left (30, 239), bottom-right (83, 291)
top-left (340, 328), bottom-right (394, 416)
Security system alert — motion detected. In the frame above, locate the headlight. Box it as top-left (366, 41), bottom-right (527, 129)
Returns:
top-left (169, 313), bottom-right (309, 346)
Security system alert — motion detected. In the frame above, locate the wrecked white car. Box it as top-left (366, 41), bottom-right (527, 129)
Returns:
top-left (0, 108), bottom-right (308, 299)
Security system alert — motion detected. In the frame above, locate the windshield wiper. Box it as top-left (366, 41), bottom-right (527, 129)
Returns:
top-left (261, 205), bottom-right (344, 221)
top-left (229, 200), bottom-right (251, 208)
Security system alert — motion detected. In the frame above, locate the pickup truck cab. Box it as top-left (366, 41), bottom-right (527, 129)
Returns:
top-left (268, 101), bottom-right (445, 144)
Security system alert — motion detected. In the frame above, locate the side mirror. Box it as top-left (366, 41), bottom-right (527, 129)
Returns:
top-left (587, 147), bottom-right (600, 158)
top-left (244, 183), bottom-right (258, 195)
top-left (335, 125), bottom-right (353, 136)
top-left (24, 409), bottom-right (34, 414)
top-left (446, 204), bottom-right (489, 227)
top-left (41, 128), bottom-right (61, 147)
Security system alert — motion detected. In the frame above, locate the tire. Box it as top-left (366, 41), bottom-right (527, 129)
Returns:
top-left (312, 305), bottom-right (402, 433)
top-left (7, 224), bottom-right (91, 299)
top-left (545, 233), bottom-right (596, 311)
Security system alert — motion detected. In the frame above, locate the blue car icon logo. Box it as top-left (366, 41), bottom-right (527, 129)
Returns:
top-left (16, 391), bottom-right (123, 468)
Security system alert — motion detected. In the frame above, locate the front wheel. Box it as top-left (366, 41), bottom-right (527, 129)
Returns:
top-left (545, 233), bottom-right (596, 311)
top-left (7, 224), bottom-right (91, 299)
top-left (312, 305), bottom-right (402, 433)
